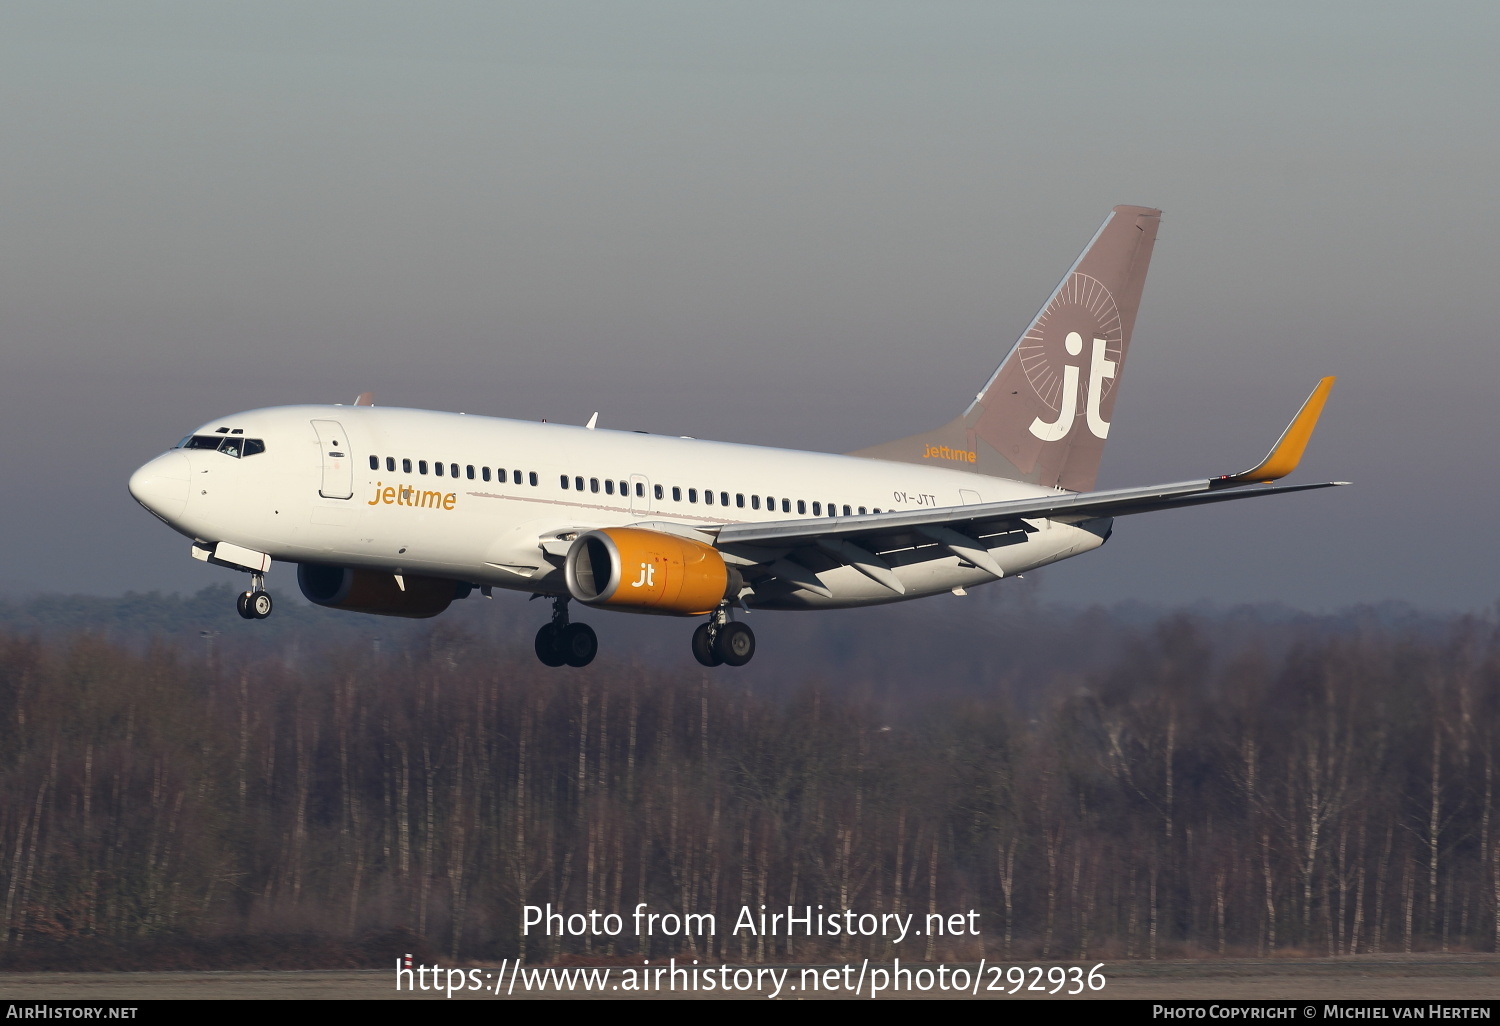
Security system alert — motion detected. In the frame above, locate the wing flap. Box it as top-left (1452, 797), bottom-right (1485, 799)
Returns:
top-left (816, 538), bottom-right (906, 594)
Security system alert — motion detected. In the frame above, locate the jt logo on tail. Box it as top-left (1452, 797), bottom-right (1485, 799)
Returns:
top-left (1028, 330), bottom-right (1118, 441)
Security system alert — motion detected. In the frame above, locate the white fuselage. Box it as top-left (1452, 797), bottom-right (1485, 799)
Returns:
top-left (131, 404), bottom-right (1107, 611)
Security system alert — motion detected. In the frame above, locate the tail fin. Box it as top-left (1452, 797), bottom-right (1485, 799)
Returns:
top-left (850, 205), bottom-right (1161, 492)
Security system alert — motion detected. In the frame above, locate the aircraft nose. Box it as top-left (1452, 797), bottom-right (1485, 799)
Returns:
top-left (128, 452), bottom-right (191, 522)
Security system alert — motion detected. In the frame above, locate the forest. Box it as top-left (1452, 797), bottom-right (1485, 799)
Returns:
top-left (0, 587), bottom-right (1497, 966)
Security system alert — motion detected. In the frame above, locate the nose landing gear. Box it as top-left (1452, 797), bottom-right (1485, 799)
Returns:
top-left (692, 606), bottom-right (755, 667)
top-left (236, 572), bottom-right (273, 620)
top-left (534, 595), bottom-right (597, 668)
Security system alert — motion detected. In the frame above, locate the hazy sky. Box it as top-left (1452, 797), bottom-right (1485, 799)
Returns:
top-left (2, 2), bottom-right (1498, 611)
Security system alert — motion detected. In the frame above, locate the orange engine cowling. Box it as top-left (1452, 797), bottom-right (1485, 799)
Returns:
top-left (565, 528), bottom-right (740, 616)
top-left (297, 563), bottom-right (468, 618)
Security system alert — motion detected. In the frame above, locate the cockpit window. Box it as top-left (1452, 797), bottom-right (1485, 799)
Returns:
top-left (178, 435), bottom-right (265, 458)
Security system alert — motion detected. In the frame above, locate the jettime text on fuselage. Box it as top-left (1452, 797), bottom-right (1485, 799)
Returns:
top-left (368, 483), bottom-right (457, 510)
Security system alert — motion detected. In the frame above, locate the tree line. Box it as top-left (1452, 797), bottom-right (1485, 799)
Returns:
top-left (1, 608), bottom-right (1498, 963)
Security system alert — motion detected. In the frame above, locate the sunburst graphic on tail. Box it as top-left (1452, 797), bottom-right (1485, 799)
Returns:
top-left (1019, 271), bottom-right (1124, 441)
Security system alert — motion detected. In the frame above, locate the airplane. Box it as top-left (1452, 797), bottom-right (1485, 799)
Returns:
top-left (127, 205), bottom-right (1343, 668)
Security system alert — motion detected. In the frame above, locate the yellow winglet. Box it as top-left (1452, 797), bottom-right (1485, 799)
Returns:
top-left (1220, 376), bottom-right (1335, 485)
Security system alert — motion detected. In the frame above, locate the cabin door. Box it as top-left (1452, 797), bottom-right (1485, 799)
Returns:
top-left (311, 420), bottom-right (354, 499)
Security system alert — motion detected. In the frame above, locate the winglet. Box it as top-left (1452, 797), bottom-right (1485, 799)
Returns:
top-left (1218, 377), bottom-right (1335, 485)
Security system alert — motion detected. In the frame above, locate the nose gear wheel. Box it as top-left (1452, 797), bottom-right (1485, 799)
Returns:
top-left (236, 572), bottom-right (273, 620)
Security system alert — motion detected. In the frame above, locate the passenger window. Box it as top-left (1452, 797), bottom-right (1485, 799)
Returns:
top-left (403, 459), bottom-right (412, 473)
top-left (386, 457), bottom-right (395, 472)
top-left (419, 461), bottom-right (429, 475)
top-left (720, 491), bottom-right (729, 506)
top-left (605, 480), bottom-right (614, 495)
top-left (736, 494), bottom-right (744, 508)
top-left (844, 505), bottom-right (853, 516)
top-left (704, 490), bottom-right (714, 506)
top-left (781, 498), bottom-right (790, 513)
top-left (368, 455), bottom-right (378, 470)
top-left (575, 476), bottom-right (584, 491)
top-left (529, 472), bottom-right (538, 486)
top-left (497, 467), bottom-right (506, 481)
top-left (620, 480), bottom-right (628, 495)
top-left (435, 462), bottom-right (444, 477)
top-left (672, 487), bottom-right (681, 501)
top-left (638, 483), bottom-right (646, 498)
top-left (450, 464), bottom-right (459, 478)
top-left (561, 476), bottom-right (570, 489)
top-left (244, 439), bottom-right (266, 457)
top-left (482, 467), bottom-right (491, 482)
top-left (812, 501), bottom-right (822, 515)
top-left (872, 507), bottom-right (880, 514)
top-left (689, 488), bottom-right (698, 503)
top-left (857, 506), bottom-right (865, 515)
top-left (797, 500), bottom-right (806, 515)
top-left (466, 465), bottom-right (475, 480)
top-left (589, 478), bottom-right (599, 493)
top-left (517, 470), bottom-right (525, 485)
top-left (751, 495), bottom-right (760, 510)
top-left (652, 484), bottom-right (661, 499)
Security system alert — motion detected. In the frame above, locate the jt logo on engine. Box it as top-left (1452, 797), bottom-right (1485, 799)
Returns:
top-left (630, 563), bottom-right (656, 589)
top-left (1029, 331), bottom-right (1117, 442)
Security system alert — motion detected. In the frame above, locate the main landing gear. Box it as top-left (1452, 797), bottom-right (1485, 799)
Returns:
top-left (531, 598), bottom-right (754, 669)
top-left (236, 572), bottom-right (273, 620)
top-left (692, 606), bottom-right (755, 668)
top-left (534, 595), bottom-right (597, 668)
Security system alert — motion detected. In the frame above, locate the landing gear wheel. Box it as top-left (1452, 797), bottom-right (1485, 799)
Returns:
top-left (560, 623), bottom-right (598, 667)
top-left (715, 622), bottom-right (755, 666)
top-left (534, 623), bottom-right (567, 667)
top-left (236, 591), bottom-right (255, 619)
top-left (691, 623), bottom-right (724, 667)
top-left (249, 591), bottom-right (273, 619)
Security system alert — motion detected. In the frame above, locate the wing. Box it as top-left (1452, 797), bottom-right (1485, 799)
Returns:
top-left (705, 378), bottom-right (1344, 596)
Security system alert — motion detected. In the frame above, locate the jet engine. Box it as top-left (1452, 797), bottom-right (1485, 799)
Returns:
top-left (565, 528), bottom-right (741, 615)
top-left (297, 563), bottom-right (470, 618)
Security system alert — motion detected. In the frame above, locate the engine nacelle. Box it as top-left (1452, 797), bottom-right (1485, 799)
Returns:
top-left (565, 528), bottom-right (740, 616)
top-left (297, 564), bottom-right (469, 619)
